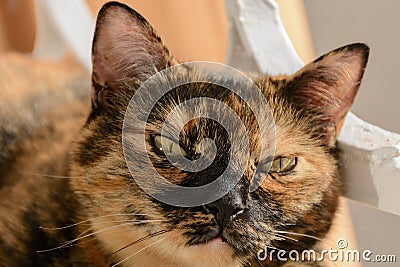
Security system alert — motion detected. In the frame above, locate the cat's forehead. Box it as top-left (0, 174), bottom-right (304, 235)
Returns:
top-left (144, 71), bottom-right (278, 133)
top-left (144, 67), bottom-right (283, 111)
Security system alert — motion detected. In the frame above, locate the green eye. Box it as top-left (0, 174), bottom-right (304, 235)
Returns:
top-left (153, 135), bottom-right (187, 158)
top-left (269, 157), bottom-right (297, 174)
top-left (260, 157), bottom-right (297, 174)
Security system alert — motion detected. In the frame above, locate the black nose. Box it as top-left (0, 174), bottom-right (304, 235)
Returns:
top-left (204, 191), bottom-right (245, 229)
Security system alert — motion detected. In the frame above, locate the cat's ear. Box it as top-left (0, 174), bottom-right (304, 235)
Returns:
top-left (91, 2), bottom-right (176, 108)
top-left (287, 43), bottom-right (369, 145)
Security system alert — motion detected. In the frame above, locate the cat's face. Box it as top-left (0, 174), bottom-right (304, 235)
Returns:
top-left (70, 2), bottom-right (368, 266)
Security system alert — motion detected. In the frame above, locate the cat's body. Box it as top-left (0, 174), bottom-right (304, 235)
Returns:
top-left (0, 2), bottom-right (369, 267)
top-left (0, 54), bottom-right (97, 266)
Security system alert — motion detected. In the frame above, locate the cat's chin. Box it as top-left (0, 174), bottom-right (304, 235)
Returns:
top-left (182, 237), bottom-right (240, 267)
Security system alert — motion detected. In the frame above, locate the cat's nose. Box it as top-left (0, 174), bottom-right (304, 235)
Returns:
top-left (204, 191), bottom-right (245, 228)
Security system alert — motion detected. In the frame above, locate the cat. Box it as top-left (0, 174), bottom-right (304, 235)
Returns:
top-left (0, 1), bottom-right (369, 266)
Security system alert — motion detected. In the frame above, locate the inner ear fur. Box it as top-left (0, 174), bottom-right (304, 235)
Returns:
top-left (91, 1), bottom-right (176, 109)
top-left (286, 43), bottom-right (369, 145)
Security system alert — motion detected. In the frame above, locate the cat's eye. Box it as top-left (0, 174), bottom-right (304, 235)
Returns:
top-left (261, 157), bottom-right (297, 174)
top-left (153, 135), bottom-right (187, 158)
top-left (270, 157), bottom-right (297, 174)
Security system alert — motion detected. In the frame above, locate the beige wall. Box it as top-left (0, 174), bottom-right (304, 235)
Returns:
top-left (87, 0), bottom-right (228, 63)
top-left (0, 0), bottom-right (228, 63)
top-left (0, 0), bottom-right (36, 52)
top-left (0, 0), bottom-right (313, 65)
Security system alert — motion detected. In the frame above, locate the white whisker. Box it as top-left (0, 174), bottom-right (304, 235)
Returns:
top-left (112, 236), bottom-right (169, 267)
top-left (51, 219), bottom-right (166, 253)
top-left (40, 214), bottom-right (163, 230)
top-left (274, 233), bottom-right (299, 243)
top-left (19, 172), bottom-right (88, 179)
top-left (37, 222), bottom-right (145, 253)
top-left (274, 230), bottom-right (322, 241)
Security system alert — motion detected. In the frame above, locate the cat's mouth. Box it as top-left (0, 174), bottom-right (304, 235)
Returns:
top-left (192, 235), bottom-right (234, 253)
top-left (188, 228), bottom-right (233, 247)
top-left (205, 234), bottom-right (228, 244)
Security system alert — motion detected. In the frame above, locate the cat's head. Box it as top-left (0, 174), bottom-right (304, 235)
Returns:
top-left (70, 2), bottom-right (369, 266)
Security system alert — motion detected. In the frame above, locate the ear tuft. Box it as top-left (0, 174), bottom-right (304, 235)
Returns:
top-left (286, 43), bottom-right (369, 144)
